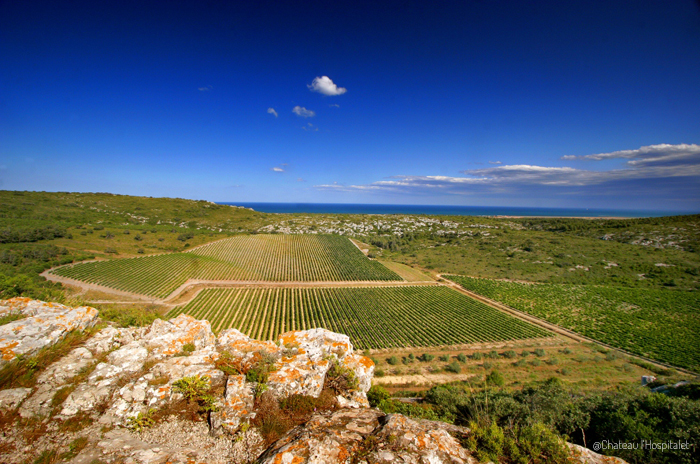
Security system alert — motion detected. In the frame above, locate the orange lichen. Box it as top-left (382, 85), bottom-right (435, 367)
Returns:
top-left (279, 331), bottom-right (299, 346)
top-left (1, 340), bottom-right (19, 360)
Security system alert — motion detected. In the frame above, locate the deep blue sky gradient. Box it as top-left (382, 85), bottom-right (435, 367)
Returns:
top-left (1, 0), bottom-right (699, 211)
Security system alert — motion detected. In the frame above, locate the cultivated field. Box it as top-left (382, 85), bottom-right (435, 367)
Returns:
top-left (167, 286), bottom-right (553, 349)
top-left (447, 275), bottom-right (700, 371)
top-left (49, 234), bottom-right (400, 298)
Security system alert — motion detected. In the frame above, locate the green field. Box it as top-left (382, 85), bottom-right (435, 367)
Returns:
top-left (49, 235), bottom-right (400, 298)
top-left (166, 286), bottom-right (553, 349)
top-left (447, 275), bottom-right (700, 371)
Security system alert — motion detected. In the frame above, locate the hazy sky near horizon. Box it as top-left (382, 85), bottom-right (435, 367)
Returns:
top-left (1, 0), bottom-right (699, 211)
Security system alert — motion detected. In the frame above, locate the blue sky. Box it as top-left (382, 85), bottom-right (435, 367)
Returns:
top-left (1, 0), bottom-right (699, 211)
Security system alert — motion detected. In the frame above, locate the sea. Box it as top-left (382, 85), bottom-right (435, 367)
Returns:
top-left (217, 203), bottom-right (692, 218)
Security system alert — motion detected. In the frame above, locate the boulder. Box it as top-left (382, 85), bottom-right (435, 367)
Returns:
top-left (0, 297), bottom-right (98, 366)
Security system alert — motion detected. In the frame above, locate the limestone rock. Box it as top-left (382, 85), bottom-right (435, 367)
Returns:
top-left (209, 374), bottom-right (256, 435)
top-left (568, 443), bottom-right (629, 464)
top-left (257, 408), bottom-right (386, 464)
top-left (0, 297), bottom-right (98, 366)
top-left (0, 387), bottom-right (31, 409)
top-left (60, 315), bottom-right (220, 421)
top-left (369, 413), bottom-right (473, 463)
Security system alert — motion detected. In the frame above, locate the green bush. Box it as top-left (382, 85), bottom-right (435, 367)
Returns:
top-left (445, 361), bottom-right (461, 374)
top-left (387, 356), bottom-right (399, 365)
top-left (472, 352), bottom-right (483, 360)
top-left (503, 350), bottom-right (517, 359)
top-left (456, 353), bottom-right (467, 363)
top-left (439, 355), bottom-right (449, 362)
top-left (367, 385), bottom-right (391, 407)
top-left (418, 353), bottom-right (435, 362)
top-left (534, 348), bottom-right (546, 357)
top-left (486, 370), bottom-right (505, 387)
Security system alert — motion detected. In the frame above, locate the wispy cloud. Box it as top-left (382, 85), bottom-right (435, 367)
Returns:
top-left (198, 85), bottom-right (212, 91)
top-left (561, 143), bottom-right (700, 167)
top-left (271, 167), bottom-right (284, 172)
top-left (267, 107), bottom-right (278, 118)
top-left (297, 178), bottom-right (306, 182)
top-left (489, 161), bottom-right (502, 164)
top-left (315, 143), bottom-right (700, 202)
top-left (292, 106), bottom-right (315, 118)
top-left (308, 76), bottom-right (347, 96)
top-left (329, 103), bottom-right (340, 108)
top-left (302, 123), bottom-right (319, 131)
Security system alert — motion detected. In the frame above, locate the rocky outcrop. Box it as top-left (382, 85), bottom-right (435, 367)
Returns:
top-left (0, 297), bottom-right (98, 366)
top-left (0, 299), bottom-right (626, 464)
top-left (258, 408), bottom-right (476, 464)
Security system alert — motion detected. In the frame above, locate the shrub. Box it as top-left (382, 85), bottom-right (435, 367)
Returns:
top-left (546, 357), bottom-right (559, 366)
top-left (325, 360), bottom-right (358, 394)
top-left (445, 361), bottom-right (461, 374)
top-left (503, 350), bottom-right (517, 359)
top-left (172, 375), bottom-right (217, 414)
top-left (467, 420), bottom-right (569, 464)
top-left (562, 348), bottom-right (572, 355)
top-left (215, 351), bottom-right (240, 376)
top-left (387, 356), bottom-right (399, 365)
top-left (482, 362), bottom-right (493, 370)
top-left (488, 351), bottom-right (499, 359)
top-left (521, 350), bottom-right (530, 357)
top-left (418, 353), bottom-right (435, 362)
top-left (472, 352), bottom-right (483, 361)
top-left (246, 351), bottom-right (278, 384)
top-left (104, 247), bottom-right (118, 254)
top-left (486, 370), bottom-right (505, 387)
top-left (126, 409), bottom-right (156, 432)
top-left (439, 355), bottom-right (449, 362)
top-left (531, 359), bottom-right (541, 367)
top-left (534, 348), bottom-right (546, 357)
top-left (367, 385), bottom-right (391, 407)
top-left (173, 375), bottom-right (210, 402)
top-left (456, 353), bottom-right (467, 363)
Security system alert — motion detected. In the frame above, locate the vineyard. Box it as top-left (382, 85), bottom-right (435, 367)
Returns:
top-left (166, 286), bottom-right (553, 349)
top-left (447, 275), bottom-right (700, 371)
top-left (49, 235), bottom-right (400, 298)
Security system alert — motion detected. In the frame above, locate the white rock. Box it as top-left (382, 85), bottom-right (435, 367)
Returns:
top-left (0, 297), bottom-right (98, 367)
top-left (0, 387), bottom-right (32, 409)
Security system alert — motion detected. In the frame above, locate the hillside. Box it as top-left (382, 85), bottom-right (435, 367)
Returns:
top-left (0, 298), bottom-right (644, 464)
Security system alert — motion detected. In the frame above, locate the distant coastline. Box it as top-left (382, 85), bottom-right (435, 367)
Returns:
top-left (217, 202), bottom-right (692, 218)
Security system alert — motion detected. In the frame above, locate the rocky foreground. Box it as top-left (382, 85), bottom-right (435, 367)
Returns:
top-left (0, 298), bottom-right (625, 464)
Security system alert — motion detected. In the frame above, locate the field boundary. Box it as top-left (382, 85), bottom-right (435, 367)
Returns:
top-left (441, 274), bottom-right (699, 376)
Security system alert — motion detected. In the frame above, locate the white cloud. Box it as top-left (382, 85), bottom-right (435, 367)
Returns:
top-left (308, 76), bottom-right (347, 96)
top-left (267, 108), bottom-right (278, 118)
top-left (297, 178), bottom-right (306, 182)
top-left (489, 161), bottom-right (502, 164)
top-left (271, 167), bottom-right (284, 172)
top-left (198, 85), bottom-right (212, 91)
top-left (302, 123), bottom-right (319, 132)
top-left (329, 104), bottom-right (340, 108)
top-left (562, 143), bottom-right (700, 167)
top-left (292, 106), bottom-right (315, 118)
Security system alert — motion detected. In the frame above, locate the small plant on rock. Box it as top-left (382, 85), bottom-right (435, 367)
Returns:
top-left (126, 409), bottom-right (156, 432)
top-left (173, 375), bottom-right (210, 401)
top-left (325, 360), bottom-right (359, 394)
